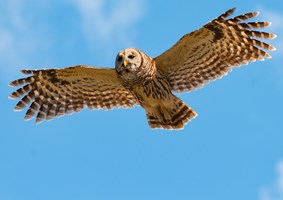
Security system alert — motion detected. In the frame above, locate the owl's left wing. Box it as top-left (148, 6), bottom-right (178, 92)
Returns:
top-left (155, 8), bottom-right (276, 93)
top-left (9, 65), bottom-right (137, 123)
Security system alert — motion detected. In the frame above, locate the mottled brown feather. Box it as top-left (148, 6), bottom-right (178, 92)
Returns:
top-left (9, 65), bottom-right (137, 123)
top-left (155, 8), bottom-right (276, 93)
top-left (9, 8), bottom-right (277, 130)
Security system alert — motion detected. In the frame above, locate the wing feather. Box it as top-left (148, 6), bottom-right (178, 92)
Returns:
top-left (9, 65), bottom-right (137, 123)
top-left (155, 8), bottom-right (276, 93)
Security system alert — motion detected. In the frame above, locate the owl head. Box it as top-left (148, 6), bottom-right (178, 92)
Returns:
top-left (115, 48), bottom-right (155, 86)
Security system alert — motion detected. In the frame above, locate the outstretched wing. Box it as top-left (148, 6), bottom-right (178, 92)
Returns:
top-left (9, 65), bottom-right (137, 123)
top-left (155, 7), bottom-right (276, 93)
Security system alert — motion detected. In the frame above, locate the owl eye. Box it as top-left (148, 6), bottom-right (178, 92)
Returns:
top-left (128, 55), bottom-right (135, 59)
top-left (117, 56), bottom-right (123, 62)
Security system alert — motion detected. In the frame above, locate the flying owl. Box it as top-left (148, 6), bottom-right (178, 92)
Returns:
top-left (9, 8), bottom-right (276, 130)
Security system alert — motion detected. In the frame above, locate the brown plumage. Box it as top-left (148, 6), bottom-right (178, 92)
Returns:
top-left (9, 67), bottom-right (137, 123)
top-left (9, 8), bottom-right (276, 130)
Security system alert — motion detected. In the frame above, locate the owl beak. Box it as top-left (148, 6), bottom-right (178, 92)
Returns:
top-left (123, 60), bottom-right (128, 68)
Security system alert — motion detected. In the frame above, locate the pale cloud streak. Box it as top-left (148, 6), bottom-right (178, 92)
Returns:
top-left (73, 0), bottom-right (145, 48)
top-left (256, 6), bottom-right (283, 56)
top-left (255, 6), bottom-right (283, 85)
top-left (278, 162), bottom-right (283, 198)
top-left (0, 0), bottom-right (146, 81)
top-left (0, 0), bottom-right (53, 80)
top-left (260, 160), bottom-right (283, 200)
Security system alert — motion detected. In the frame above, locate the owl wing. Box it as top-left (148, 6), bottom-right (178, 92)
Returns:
top-left (9, 65), bottom-right (137, 123)
top-left (155, 8), bottom-right (276, 93)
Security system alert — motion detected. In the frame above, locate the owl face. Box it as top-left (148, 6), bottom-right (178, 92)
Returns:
top-left (115, 48), bottom-right (142, 76)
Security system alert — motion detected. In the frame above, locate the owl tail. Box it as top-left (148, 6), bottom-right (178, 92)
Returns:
top-left (146, 96), bottom-right (197, 130)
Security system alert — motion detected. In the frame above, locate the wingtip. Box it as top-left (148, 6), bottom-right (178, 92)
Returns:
top-left (271, 33), bottom-right (277, 39)
top-left (8, 94), bottom-right (16, 99)
top-left (265, 53), bottom-right (272, 59)
top-left (270, 45), bottom-right (277, 51)
top-left (227, 7), bottom-right (237, 15)
top-left (35, 119), bottom-right (44, 124)
top-left (216, 7), bottom-right (237, 21)
top-left (14, 106), bottom-right (24, 111)
top-left (9, 80), bottom-right (18, 87)
top-left (20, 69), bottom-right (30, 74)
top-left (20, 69), bottom-right (37, 74)
top-left (231, 7), bottom-right (237, 11)
top-left (24, 115), bottom-right (34, 121)
top-left (253, 11), bottom-right (260, 17)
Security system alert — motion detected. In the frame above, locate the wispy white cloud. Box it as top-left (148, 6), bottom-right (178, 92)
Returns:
top-left (255, 6), bottom-right (283, 86)
top-left (0, 0), bottom-right (146, 81)
top-left (73, 0), bottom-right (146, 49)
top-left (0, 0), bottom-right (54, 80)
top-left (278, 162), bottom-right (283, 198)
top-left (260, 160), bottom-right (283, 200)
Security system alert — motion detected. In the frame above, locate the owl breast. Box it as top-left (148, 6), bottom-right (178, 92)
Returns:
top-left (130, 70), bottom-right (172, 107)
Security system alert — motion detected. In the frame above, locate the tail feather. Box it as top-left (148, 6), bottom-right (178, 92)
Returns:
top-left (146, 96), bottom-right (197, 130)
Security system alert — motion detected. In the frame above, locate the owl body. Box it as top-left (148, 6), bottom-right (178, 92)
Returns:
top-left (115, 48), bottom-right (197, 129)
top-left (129, 82), bottom-right (196, 129)
top-left (9, 8), bottom-right (276, 130)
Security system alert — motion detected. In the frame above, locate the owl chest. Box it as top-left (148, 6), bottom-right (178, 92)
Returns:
top-left (131, 78), bottom-right (172, 107)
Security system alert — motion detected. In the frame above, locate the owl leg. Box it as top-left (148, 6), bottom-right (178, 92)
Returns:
top-left (146, 95), bottom-right (197, 130)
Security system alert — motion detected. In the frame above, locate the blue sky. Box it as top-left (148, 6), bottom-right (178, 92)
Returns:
top-left (1, 1), bottom-right (283, 200)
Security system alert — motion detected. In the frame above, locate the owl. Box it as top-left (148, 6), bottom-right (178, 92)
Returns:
top-left (9, 8), bottom-right (276, 130)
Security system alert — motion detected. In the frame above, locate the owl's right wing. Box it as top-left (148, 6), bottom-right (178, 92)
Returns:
top-left (154, 8), bottom-right (276, 93)
top-left (9, 65), bottom-right (137, 123)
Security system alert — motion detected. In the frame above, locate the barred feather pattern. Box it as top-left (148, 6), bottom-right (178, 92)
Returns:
top-left (9, 66), bottom-right (137, 123)
top-left (155, 7), bottom-right (276, 93)
top-left (9, 8), bottom-right (276, 130)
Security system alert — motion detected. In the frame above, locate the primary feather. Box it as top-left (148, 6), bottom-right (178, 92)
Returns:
top-left (155, 7), bottom-right (276, 93)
